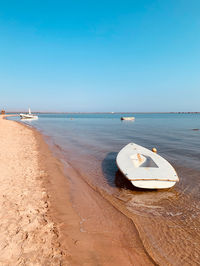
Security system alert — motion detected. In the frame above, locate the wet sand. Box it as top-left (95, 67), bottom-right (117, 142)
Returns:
top-left (0, 116), bottom-right (154, 265)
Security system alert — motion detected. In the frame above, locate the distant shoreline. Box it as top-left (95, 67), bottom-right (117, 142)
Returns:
top-left (4, 111), bottom-right (200, 114)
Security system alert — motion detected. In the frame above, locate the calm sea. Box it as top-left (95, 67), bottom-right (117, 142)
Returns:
top-left (10, 113), bottom-right (200, 264)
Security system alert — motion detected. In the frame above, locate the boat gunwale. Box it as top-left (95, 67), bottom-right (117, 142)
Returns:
top-left (127, 177), bottom-right (179, 182)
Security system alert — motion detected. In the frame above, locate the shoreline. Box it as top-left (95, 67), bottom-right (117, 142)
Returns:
top-left (31, 120), bottom-right (155, 265)
top-left (4, 115), bottom-right (200, 265)
top-left (0, 115), bottom-right (155, 265)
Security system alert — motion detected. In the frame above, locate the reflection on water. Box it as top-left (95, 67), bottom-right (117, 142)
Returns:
top-left (9, 113), bottom-right (200, 265)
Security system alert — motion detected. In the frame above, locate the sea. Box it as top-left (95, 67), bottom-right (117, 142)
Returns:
top-left (9, 113), bottom-right (200, 265)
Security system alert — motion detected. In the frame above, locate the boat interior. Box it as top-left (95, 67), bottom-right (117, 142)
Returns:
top-left (130, 154), bottom-right (158, 168)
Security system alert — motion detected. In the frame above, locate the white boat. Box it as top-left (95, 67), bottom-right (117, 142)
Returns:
top-left (121, 117), bottom-right (135, 121)
top-left (20, 108), bottom-right (38, 120)
top-left (116, 143), bottom-right (179, 189)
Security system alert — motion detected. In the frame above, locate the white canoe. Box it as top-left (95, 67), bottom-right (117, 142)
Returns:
top-left (116, 143), bottom-right (179, 189)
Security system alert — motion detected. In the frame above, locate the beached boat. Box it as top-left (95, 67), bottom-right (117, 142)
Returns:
top-left (116, 143), bottom-right (179, 189)
top-left (121, 117), bottom-right (135, 121)
top-left (20, 108), bottom-right (38, 120)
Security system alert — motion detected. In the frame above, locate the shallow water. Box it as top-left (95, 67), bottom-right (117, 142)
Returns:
top-left (10, 113), bottom-right (200, 264)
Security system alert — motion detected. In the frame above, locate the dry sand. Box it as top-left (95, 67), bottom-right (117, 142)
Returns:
top-left (0, 116), bottom-right (154, 265)
top-left (0, 116), bottom-right (67, 265)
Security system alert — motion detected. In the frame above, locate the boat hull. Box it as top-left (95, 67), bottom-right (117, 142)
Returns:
top-left (20, 114), bottom-right (38, 120)
top-left (116, 143), bottom-right (179, 190)
top-left (131, 180), bottom-right (176, 189)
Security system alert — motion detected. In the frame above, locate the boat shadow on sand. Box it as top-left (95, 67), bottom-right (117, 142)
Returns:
top-left (102, 152), bottom-right (154, 192)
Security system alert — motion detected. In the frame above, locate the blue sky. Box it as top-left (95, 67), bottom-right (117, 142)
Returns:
top-left (0, 0), bottom-right (200, 112)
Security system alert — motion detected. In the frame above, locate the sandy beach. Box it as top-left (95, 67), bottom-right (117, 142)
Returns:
top-left (0, 116), bottom-right (68, 265)
top-left (0, 116), bottom-right (155, 265)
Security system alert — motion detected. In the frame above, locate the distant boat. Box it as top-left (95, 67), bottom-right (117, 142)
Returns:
top-left (121, 117), bottom-right (135, 121)
top-left (116, 143), bottom-right (179, 189)
top-left (20, 108), bottom-right (38, 120)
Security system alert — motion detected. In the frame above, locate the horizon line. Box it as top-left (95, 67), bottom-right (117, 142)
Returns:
top-left (4, 111), bottom-right (200, 114)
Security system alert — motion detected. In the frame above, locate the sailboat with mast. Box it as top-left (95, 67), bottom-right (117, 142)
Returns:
top-left (20, 108), bottom-right (38, 120)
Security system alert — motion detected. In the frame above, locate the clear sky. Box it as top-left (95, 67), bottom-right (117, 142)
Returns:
top-left (0, 0), bottom-right (200, 112)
